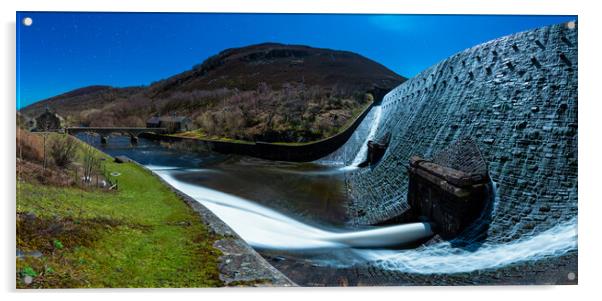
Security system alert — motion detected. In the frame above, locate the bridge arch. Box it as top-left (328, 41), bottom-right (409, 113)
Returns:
top-left (65, 127), bottom-right (167, 144)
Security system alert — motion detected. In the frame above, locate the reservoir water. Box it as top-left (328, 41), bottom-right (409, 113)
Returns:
top-left (75, 105), bottom-right (577, 285)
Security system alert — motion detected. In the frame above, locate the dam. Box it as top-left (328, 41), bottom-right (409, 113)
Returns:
top-left (346, 20), bottom-right (577, 241)
top-left (339, 20), bottom-right (578, 284)
top-left (77, 21), bottom-right (578, 286)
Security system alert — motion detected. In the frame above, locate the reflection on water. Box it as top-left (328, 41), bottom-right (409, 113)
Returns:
top-left (79, 132), bottom-right (434, 251)
top-left (75, 133), bottom-right (215, 168)
top-left (76, 131), bottom-right (577, 283)
top-left (158, 169), bottom-right (433, 251)
top-left (174, 158), bottom-right (349, 227)
top-left (78, 133), bottom-right (352, 228)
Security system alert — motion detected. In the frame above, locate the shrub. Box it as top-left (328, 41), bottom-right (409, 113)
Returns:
top-left (223, 107), bottom-right (245, 134)
top-left (196, 111), bottom-right (217, 135)
top-left (16, 128), bottom-right (44, 162)
top-left (186, 83), bottom-right (365, 141)
top-left (49, 135), bottom-right (77, 168)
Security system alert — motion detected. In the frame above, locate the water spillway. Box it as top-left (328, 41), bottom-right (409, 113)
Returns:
top-left (78, 21), bottom-right (578, 285)
top-left (340, 21), bottom-right (578, 281)
top-left (349, 105), bottom-right (383, 167)
top-left (148, 162), bottom-right (576, 279)
top-left (153, 169), bottom-right (433, 250)
top-left (353, 216), bottom-right (577, 275)
top-left (316, 105), bottom-right (383, 168)
top-left (347, 21), bottom-right (578, 237)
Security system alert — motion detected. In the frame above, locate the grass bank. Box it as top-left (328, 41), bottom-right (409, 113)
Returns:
top-left (16, 133), bottom-right (223, 288)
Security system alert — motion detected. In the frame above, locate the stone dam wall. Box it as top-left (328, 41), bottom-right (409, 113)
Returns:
top-left (346, 21), bottom-right (578, 245)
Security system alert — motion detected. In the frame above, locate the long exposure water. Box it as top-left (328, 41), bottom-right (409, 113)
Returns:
top-left (76, 105), bottom-right (577, 285)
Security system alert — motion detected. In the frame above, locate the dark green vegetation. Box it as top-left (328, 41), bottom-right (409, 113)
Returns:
top-left (21, 43), bottom-right (404, 143)
top-left (16, 130), bottom-right (223, 288)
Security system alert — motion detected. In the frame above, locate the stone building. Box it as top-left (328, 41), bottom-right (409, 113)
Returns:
top-left (34, 107), bottom-right (64, 131)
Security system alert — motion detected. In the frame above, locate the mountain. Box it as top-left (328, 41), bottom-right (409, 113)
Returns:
top-left (21, 85), bottom-right (145, 125)
top-left (148, 43), bottom-right (404, 97)
top-left (21, 43), bottom-right (405, 143)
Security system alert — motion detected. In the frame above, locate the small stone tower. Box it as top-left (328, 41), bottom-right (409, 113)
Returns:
top-left (407, 138), bottom-right (492, 238)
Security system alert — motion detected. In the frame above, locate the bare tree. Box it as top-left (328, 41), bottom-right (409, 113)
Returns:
top-left (42, 133), bottom-right (48, 172)
top-left (49, 135), bottom-right (77, 168)
top-left (82, 144), bottom-right (99, 184)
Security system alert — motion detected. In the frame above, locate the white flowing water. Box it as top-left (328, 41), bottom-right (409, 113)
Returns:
top-left (153, 167), bottom-right (577, 274)
top-left (316, 105), bottom-right (383, 169)
top-left (351, 216), bottom-right (577, 274)
top-left (349, 105), bottom-right (383, 167)
top-left (316, 179), bottom-right (576, 274)
top-left (81, 132), bottom-right (577, 275)
top-left (153, 169), bottom-right (433, 250)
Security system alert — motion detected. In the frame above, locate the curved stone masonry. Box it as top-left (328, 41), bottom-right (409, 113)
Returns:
top-left (317, 105), bottom-right (382, 166)
top-left (346, 21), bottom-right (578, 248)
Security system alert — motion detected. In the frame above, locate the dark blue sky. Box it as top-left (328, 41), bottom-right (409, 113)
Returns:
top-left (16, 12), bottom-right (575, 108)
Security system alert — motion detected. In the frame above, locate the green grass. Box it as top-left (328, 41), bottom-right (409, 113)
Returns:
top-left (16, 135), bottom-right (223, 288)
top-left (169, 130), bottom-right (254, 144)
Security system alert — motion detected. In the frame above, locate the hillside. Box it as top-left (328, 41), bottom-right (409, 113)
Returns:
top-left (148, 43), bottom-right (404, 97)
top-left (21, 86), bottom-right (145, 127)
top-left (16, 130), bottom-right (224, 287)
top-left (21, 43), bottom-right (405, 143)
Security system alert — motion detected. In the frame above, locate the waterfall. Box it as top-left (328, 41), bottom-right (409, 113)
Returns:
top-left (152, 168), bottom-right (433, 250)
top-left (316, 105), bottom-right (383, 167)
top-left (137, 92), bottom-right (578, 274)
top-left (151, 166), bottom-right (576, 275)
top-left (351, 217), bottom-right (577, 274)
top-left (349, 105), bottom-right (382, 167)
top-left (328, 181), bottom-right (577, 274)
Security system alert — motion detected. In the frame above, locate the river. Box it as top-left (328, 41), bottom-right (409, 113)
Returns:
top-left (75, 104), bottom-right (577, 286)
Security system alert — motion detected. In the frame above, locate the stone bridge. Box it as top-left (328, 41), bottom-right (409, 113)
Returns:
top-left (66, 127), bottom-right (167, 144)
